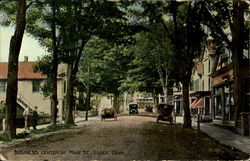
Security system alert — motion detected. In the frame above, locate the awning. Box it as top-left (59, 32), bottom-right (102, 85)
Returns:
top-left (190, 99), bottom-right (199, 108)
top-left (190, 97), bottom-right (204, 109)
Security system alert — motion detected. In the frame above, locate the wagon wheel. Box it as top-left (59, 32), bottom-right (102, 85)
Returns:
top-left (170, 118), bottom-right (173, 125)
top-left (101, 114), bottom-right (104, 122)
top-left (156, 116), bottom-right (159, 123)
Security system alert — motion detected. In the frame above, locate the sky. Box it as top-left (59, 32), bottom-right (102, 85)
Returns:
top-left (0, 27), bottom-right (48, 62)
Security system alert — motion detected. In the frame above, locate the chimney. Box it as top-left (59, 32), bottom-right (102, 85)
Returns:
top-left (24, 56), bottom-right (28, 62)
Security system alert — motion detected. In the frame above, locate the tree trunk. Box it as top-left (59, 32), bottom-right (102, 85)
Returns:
top-left (4, 0), bottom-right (26, 139)
top-left (165, 68), bottom-right (169, 103)
top-left (153, 91), bottom-right (159, 106)
top-left (232, 0), bottom-right (245, 131)
top-left (50, 0), bottom-right (58, 127)
top-left (85, 64), bottom-right (90, 121)
top-left (78, 92), bottom-right (84, 110)
top-left (158, 67), bottom-right (168, 103)
top-left (85, 92), bottom-right (91, 121)
top-left (113, 94), bottom-right (119, 113)
top-left (64, 39), bottom-right (88, 124)
top-left (182, 79), bottom-right (192, 128)
top-left (65, 64), bottom-right (75, 125)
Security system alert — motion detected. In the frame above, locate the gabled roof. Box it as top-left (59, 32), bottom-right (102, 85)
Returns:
top-left (0, 62), bottom-right (46, 79)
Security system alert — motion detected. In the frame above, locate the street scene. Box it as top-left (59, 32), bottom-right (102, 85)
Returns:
top-left (0, 0), bottom-right (250, 160)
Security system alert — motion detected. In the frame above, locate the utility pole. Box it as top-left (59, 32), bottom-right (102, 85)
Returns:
top-left (85, 64), bottom-right (90, 121)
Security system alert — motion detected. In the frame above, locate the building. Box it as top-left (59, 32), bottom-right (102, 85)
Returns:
top-left (173, 36), bottom-right (250, 135)
top-left (174, 37), bottom-right (216, 119)
top-left (210, 45), bottom-right (250, 133)
top-left (0, 57), bottom-right (66, 124)
top-left (189, 38), bottom-right (217, 120)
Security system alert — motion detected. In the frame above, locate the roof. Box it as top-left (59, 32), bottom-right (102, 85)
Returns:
top-left (189, 91), bottom-right (211, 97)
top-left (0, 62), bottom-right (46, 80)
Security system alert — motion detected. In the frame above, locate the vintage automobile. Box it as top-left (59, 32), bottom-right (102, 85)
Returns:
top-left (129, 104), bottom-right (139, 115)
top-left (101, 108), bottom-right (117, 121)
top-left (145, 106), bottom-right (153, 112)
top-left (156, 103), bottom-right (174, 124)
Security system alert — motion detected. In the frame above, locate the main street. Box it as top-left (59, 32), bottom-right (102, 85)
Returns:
top-left (0, 114), bottom-right (248, 160)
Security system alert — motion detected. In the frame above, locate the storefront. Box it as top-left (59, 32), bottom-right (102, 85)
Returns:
top-left (210, 64), bottom-right (234, 124)
top-left (214, 83), bottom-right (234, 121)
top-left (173, 92), bottom-right (183, 116)
top-left (189, 91), bottom-right (211, 121)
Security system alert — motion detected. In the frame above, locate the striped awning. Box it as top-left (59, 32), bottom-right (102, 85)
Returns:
top-left (190, 98), bottom-right (199, 108)
top-left (190, 97), bottom-right (204, 109)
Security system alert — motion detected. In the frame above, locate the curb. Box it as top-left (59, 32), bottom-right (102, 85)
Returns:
top-left (0, 154), bottom-right (7, 160)
top-left (0, 124), bottom-right (86, 149)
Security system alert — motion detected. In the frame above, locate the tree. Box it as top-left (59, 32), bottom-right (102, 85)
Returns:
top-left (1, 0), bottom-right (27, 139)
top-left (26, 0), bottom-right (61, 127)
top-left (169, 1), bottom-right (206, 127)
top-left (119, 2), bottom-right (181, 104)
top-left (137, 1), bottom-right (206, 127)
top-left (57, 0), bottom-right (131, 124)
top-left (1, 0), bottom-right (69, 128)
top-left (124, 27), bottom-right (177, 104)
top-left (48, 0), bottom-right (59, 127)
top-left (33, 55), bottom-right (54, 99)
top-left (78, 36), bottom-right (133, 113)
top-left (61, 0), bottom-right (146, 123)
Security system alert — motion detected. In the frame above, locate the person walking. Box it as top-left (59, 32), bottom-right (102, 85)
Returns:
top-left (32, 106), bottom-right (39, 130)
top-left (23, 107), bottom-right (31, 130)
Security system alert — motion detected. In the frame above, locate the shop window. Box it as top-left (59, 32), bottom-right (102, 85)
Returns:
top-left (214, 87), bottom-right (222, 119)
top-left (215, 84), bottom-right (234, 121)
top-left (191, 108), bottom-right (198, 116)
top-left (245, 78), bottom-right (250, 110)
top-left (224, 85), bottom-right (230, 120)
top-left (229, 84), bottom-right (234, 120)
top-left (175, 101), bottom-right (180, 115)
top-left (205, 97), bottom-right (210, 115)
top-left (243, 49), bottom-right (250, 59)
top-left (0, 81), bottom-right (6, 92)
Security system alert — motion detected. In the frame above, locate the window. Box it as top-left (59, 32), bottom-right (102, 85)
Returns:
top-left (229, 84), bottom-right (234, 120)
top-left (64, 81), bottom-right (66, 94)
top-left (202, 80), bottom-right (204, 91)
top-left (208, 59), bottom-right (211, 73)
top-left (246, 78), bottom-right (250, 110)
top-left (190, 80), bottom-right (199, 91)
top-left (224, 84), bottom-right (234, 121)
top-left (214, 87), bottom-right (222, 119)
top-left (205, 97), bottom-right (210, 115)
top-left (32, 80), bottom-right (41, 92)
top-left (214, 84), bottom-right (234, 121)
top-left (224, 85), bottom-right (230, 120)
top-left (208, 78), bottom-right (211, 90)
top-left (194, 79), bottom-right (199, 91)
top-left (0, 81), bottom-right (6, 92)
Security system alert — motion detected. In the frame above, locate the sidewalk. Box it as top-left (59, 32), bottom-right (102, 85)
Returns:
top-left (176, 116), bottom-right (250, 155)
top-left (15, 116), bottom-right (100, 134)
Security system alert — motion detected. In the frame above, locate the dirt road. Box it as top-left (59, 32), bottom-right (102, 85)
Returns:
top-left (0, 115), bottom-right (248, 160)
